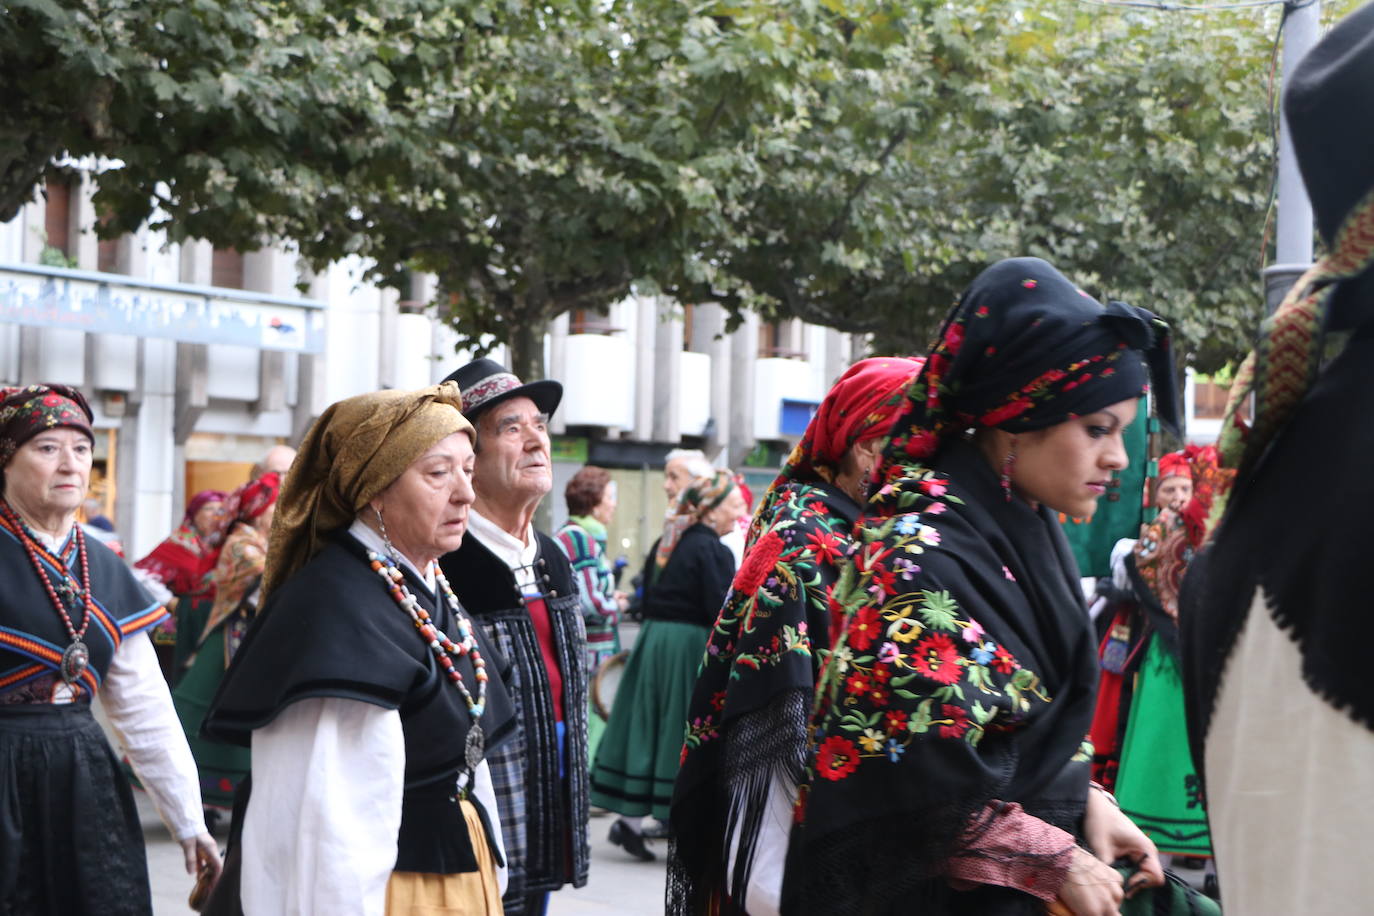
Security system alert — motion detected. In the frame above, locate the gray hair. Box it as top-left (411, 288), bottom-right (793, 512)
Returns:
top-left (665, 448), bottom-right (712, 478)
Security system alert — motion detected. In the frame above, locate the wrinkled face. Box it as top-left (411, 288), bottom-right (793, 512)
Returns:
top-left (1155, 476), bottom-right (1193, 511)
top-left (192, 501), bottom-right (223, 538)
top-left (2, 428), bottom-right (92, 523)
top-left (592, 480), bottom-right (617, 526)
top-left (663, 458), bottom-right (696, 500)
top-left (1011, 398), bottom-right (1137, 519)
top-left (372, 432), bottom-right (477, 568)
top-left (473, 396), bottom-right (551, 509)
top-left (704, 486), bottom-right (748, 536)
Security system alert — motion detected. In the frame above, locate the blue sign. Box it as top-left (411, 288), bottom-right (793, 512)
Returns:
top-left (0, 262), bottom-right (325, 353)
top-left (779, 398), bottom-right (821, 437)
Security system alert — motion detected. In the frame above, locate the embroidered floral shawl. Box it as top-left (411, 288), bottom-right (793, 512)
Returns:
top-left (781, 257), bottom-right (1179, 913)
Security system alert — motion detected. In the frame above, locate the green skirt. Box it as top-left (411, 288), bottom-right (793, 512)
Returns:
top-left (172, 625), bottom-right (249, 809)
top-left (1115, 634), bottom-right (1212, 856)
top-left (589, 619), bottom-right (708, 821)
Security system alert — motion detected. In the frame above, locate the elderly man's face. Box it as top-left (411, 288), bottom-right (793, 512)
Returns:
top-left (663, 458), bottom-right (697, 501)
top-left (473, 396), bottom-right (552, 509)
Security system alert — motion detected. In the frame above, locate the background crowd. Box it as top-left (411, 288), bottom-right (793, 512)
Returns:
top-left (0, 4), bottom-right (1371, 915)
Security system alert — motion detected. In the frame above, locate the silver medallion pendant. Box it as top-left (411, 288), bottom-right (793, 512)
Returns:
top-left (464, 723), bottom-right (485, 772)
top-left (60, 639), bottom-right (89, 684)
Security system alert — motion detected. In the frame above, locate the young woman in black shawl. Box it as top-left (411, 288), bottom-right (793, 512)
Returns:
top-left (668, 356), bottom-right (922, 914)
top-left (782, 258), bottom-right (1209, 915)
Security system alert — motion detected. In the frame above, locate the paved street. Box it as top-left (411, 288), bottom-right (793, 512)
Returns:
top-left (140, 791), bottom-right (669, 914)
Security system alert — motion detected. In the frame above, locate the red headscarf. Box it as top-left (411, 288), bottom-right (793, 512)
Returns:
top-left (745, 356), bottom-right (923, 546)
top-left (1156, 451), bottom-right (1192, 482)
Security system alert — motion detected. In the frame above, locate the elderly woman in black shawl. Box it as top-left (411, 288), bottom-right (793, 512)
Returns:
top-left (783, 258), bottom-right (1215, 915)
top-left (204, 383), bottom-right (516, 915)
top-left (668, 356), bottom-right (922, 913)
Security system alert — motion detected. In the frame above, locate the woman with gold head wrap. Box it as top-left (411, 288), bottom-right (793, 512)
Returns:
top-left (203, 383), bottom-right (517, 915)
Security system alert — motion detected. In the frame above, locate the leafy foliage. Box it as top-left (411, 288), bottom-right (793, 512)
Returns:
top-left (3, 0), bottom-right (1335, 375)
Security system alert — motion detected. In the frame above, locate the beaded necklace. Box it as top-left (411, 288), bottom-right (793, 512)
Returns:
top-left (0, 499), bottom-right (96, 684)
top-left (366, 549), bottom-right (489, 772)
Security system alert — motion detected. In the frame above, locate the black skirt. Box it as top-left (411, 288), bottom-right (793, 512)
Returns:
top-left (0, 703), bottom-right (153, 916)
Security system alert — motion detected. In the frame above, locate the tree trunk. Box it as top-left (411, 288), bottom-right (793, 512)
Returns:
top-left (506, 304), bottom-right (548, 383)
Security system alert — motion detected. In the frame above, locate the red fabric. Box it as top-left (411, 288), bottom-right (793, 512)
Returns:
top-left (802, 357), bottom-right (925, 477)
top-left (1156, 451), bottom-right (1191, 481)
top-left (524, 594), bottom-right (565, 722)
top-left (135, 537), bottom-right (214, 596)
top-left (946, 801), bottom-right (1075, 901)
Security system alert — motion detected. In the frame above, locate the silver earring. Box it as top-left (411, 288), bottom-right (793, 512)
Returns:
top-left (374, 506), bottom-right (401, 562)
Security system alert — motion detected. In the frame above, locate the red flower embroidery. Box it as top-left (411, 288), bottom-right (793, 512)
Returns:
top-left (710, 690), bottom-right (726, 711)
top-left (911, 633), bottom-right (963, 685)
top-left (864, 683), bottom-right (890, 706)
top-left (904, 431), bottom-right (940, 459)
top-left (939, 704), bottom-right (971, 738)
top-left (847, 606), bottom-right (883, 651)
top-left (980, 397), bottom-right (1034, 427)
top-left (845, 672), bottom-right (870, 696)
top-left (732, 530), bottom-right (785, 595)
top-left (806, 529), bottom-right (844, 565)
top-left (815, 736), bottom-right (862, 781)
top-left (942, 322), bottom-right (965, 357)
top-left (917, 477), bottom-right (948, 498)
top-left (884, 709), bottom-right (907, 733)
top-left (992, 648), bottom-right (1018, 674)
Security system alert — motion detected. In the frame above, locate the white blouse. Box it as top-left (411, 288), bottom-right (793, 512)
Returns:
top-left (241, 523), bottom-right (506, 915)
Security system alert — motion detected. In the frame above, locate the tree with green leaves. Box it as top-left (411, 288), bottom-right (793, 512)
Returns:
top-left (5, 0), bottom-right (1341, 378)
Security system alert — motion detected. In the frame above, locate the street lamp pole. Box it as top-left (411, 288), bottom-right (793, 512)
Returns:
top-left (1266, 0), bottom-right (1322, 313)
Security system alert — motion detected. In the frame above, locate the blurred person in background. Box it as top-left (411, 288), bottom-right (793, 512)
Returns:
top-left (554, 467), bottom-right (627, 765)
top-left (669, 356), bottom-right (922, 913)
top-left (0, 384), bottom-right (218, 913)
top-left (133, 488), bottom-right (226, 679)
top-left (591, 470), bottom-right (747, 862)
top-left (170, 473), bottom-right (280, 827)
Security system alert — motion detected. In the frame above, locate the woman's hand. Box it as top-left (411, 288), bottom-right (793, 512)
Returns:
top-left (1083, 786), bottom-right (1165, 896)
top-left (181, 832), bottom-right (223, 880)
top-left (1056, 846), bottom-right (1125, 916)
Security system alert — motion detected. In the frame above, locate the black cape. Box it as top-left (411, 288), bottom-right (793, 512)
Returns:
top-left (204, 531), bottom-right (516, 874)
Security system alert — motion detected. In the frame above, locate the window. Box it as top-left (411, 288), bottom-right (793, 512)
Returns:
top-left (43, 175), bottom-right (72, 256)
top-left (212, 248), bottom-right (245, 289)
top-left (569, 308), bottom-right (620, 335)
top-left (757, 320), bottom-right (806, 359)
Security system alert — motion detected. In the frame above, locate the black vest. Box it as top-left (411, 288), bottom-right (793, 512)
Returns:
top-left (204, 532), bottom-right (516, 873)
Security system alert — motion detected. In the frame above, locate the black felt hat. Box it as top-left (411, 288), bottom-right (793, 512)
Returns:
top-left (441, 358), bottom-right (563, 422)
top-left (1284, 1), bottom-right (1374, 329)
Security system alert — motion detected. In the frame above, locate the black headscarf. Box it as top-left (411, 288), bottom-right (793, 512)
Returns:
top-left (781, 257), bottom-right (1179, 914)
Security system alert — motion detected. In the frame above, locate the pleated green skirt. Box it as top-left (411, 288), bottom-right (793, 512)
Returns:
top-left (589, 619), bottom-right (708, 821)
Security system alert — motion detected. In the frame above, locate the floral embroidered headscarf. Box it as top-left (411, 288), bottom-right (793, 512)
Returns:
top-left (655, 469), bottom-right (737, 569)
top-left (0, 384), bottom-right (95, 470)
top-left (888, 258), bottom-right (1179, 468)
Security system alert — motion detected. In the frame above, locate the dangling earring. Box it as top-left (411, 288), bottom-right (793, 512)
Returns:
top-left (1000, 449), bottom-right (1017, 502)
top-left (374, 506), bottom-right (401, 562)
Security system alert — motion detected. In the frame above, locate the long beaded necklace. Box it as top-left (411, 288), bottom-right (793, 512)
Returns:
top-left (367, 549), bottom-right (489, 772)
top-left (0, 499), bottom-right (95, 684)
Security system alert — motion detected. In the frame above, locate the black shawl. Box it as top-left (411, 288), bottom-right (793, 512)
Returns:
top-left (0, 516), bottom-right (163, 700)
top-left (669, 482), bottom-right (860, 914)
top-left (203, 531), bottom-right (517, 873)
top-left (781, 441), bottom-right (1099, 914)
top-left (642, 522), bottom-right (736, 627)
top-left (1181, 327), bottom-right (1374, 777)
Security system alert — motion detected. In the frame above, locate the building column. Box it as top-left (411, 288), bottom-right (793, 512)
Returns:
top-left (728, 311), bottom-right (761, 467)
top-left (651, 299), bottom-right (682, 443)
top-left (548, 312), bottom-right (570, 435)
top-left (689, 303), bottom-right (731, 460)
top-left (118, 338), bottom-right (177, 559)
top-left (632, 296), bottom-right (656, 442)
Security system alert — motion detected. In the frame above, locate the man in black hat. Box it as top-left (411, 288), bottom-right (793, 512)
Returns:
top-left (1180, 4), bottom-right (1374, 909)
top-left (438, 358), bottom-right (590, 914)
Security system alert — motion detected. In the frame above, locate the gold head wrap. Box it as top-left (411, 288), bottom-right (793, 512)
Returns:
top-left (262, 381), bottom-right (474, 599)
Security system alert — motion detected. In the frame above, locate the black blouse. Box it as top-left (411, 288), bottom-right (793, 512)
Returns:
top-left (643, 523), bottom-right (735, 627)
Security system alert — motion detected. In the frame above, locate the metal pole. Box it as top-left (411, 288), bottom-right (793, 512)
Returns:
top-left (1268, 0), bottom-right (1322, 313)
